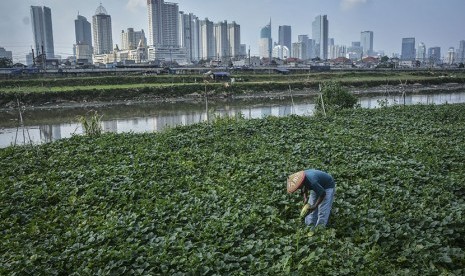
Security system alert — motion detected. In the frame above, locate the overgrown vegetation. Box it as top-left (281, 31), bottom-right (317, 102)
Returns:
top-left (315, 81), bottom-right (358, 115)
top-left (1, 104), bottom-right (465, 274)
top-left (76, 111), bottom-right (103, 137)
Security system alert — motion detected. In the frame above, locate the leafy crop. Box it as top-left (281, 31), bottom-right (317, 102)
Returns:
top-left (1, 104), bottom-right (465, 274)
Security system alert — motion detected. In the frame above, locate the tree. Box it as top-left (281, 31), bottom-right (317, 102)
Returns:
top-left (0, 57), bottom-right (13, 68)
top-left (380, 56), bottom-right (389, 63)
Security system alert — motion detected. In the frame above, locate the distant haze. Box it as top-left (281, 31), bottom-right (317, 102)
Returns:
top-left (1, 0), bottom-right (464, 63)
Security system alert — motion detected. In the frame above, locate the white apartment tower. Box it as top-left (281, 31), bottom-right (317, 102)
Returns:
top-left (179, 12), bottom-right (200, 62)
top-left (200, 18), bottom-right (214, 60)
top-left (228, 21), bottom-right (241, 59)
top-left (121, 28), bottom-right (146, 50)
top-left (147, 0), bottom-right (179, 47)
top-left (417, 42), bottom-right (426, 63)
top-left (214, 21), bottom-right (229, 60)
top-left (92, 4), bottom-right (113, 55)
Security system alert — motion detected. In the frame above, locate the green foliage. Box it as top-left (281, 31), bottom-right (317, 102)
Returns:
top-left (315, 81), bottom-right (358, 115)
top-left (76, 111), bottom-right (102, 137)
top-left (1, 104), bottom-right (465, 274)
top-left (0, 57), bottom-right (13, 68)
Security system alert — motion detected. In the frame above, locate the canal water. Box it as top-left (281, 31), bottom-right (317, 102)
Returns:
top-left (1, 91), bottom-right (465, 148)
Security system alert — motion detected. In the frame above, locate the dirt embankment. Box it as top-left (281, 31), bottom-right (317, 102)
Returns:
top-left (0, 83), bottom-right (464, 110)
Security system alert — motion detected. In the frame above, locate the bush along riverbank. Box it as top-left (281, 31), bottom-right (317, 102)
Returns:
top-left (1, 103), bottom-right (465, 274)
top-left (0, 71), bottom-right (464, 108)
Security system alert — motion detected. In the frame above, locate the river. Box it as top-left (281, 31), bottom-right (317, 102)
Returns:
top-left (1, 91), bottom-right (465, 148)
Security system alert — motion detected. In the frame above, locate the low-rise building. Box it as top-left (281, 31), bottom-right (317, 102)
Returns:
top-left (0, 47), bottom-right (13, 61)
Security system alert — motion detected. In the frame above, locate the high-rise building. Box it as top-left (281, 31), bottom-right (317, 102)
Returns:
top-left (75, 14), bottom-right (92, 46)
top-left (278, 25), bottom-right (292, 54)
top-left (147, 0), bottom-right (179, 47)
top-left (214, 21), bottom-right (229, 59)
top-left (121, 28), bottom-right (146, 50)
top-left (74, 14), bottom-right (93, 63)
top-left (30, 6), bottom-right (55, 58)
top-left (428, 47), bottom-right (441, 64)
top-left (163, 2), bottom-right (179, 47)
top-left (416, 42), bottom-right (426, 63)
top-left (199, 18), bottom-right (214, 60)
top-left (312, 15), bottom-right (328, 60)
top-left (228, 21), bottom-right (240, 59)
top-left (92, 4), bottom-right (113, 55)
top-left (329, 45), bottom-right (346, 60)
top-left (179, 12), bottom-right (199, 62)
top-left (298, 35), bottom-right (314, 60)
top-left (259, 20), bottom-right (272, 59)
top-left (458, 40), bottom-right (465, 63)
top-left (347, 42), bottom-right (363, 61)
top-left (239, 44), bottom-right (247, 58)
top-left (292, 42), bottom-right (306, 60)
top-left (446, 47), bottom-right (455, 64)
top-left (360, 31), bottom-right (374, 57)
top-left (401, 37), bottom-right (416, 60)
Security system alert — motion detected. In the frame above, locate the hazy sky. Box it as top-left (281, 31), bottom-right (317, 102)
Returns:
top-left (1, 0), bottom-right (464, 63)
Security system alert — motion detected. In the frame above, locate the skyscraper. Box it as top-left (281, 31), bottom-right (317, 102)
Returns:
top-left (278, 25), bottom-right (292, 53)
top-left (312, 15), bottom-right (328, 60)
top-left (199, 18), bottom-right (214, 60)
top-left (92, 4), bottom-right (113, 55)
top-left (147, 0), bottom-right (179, 47)
top-left (428, 47), bottom-right (441, 64)
top-left (75, 14), bottom-right (92, 46)
top-left (163, 2), bottom-right (179, 47)
top-left (292, 42), bottom-right (306, 60)
top-left (179, 12), bottom-right (199, 61)
top-left (360, 31), bottom-right (374, 57)
top-left (259, 20), bottom-right (272, 59)
top-left (458, 40), bottom-right (465, 63)
top-left (74, 14), bottom-right (92, 62)
top-left (446, 47), bottom-right (455, 64)
top-left (228, 21), bottom-right (241, 59)
top-left (214, 21), bottom-right (229, 59)
top-left (416, 42), bottom-right (426, 63)
top-left (298, 35), bottom-right (314, 60)
top-left (121, 28), bottom-right (146, 50)
top-left (401, 38), bottom-right (416, 60)
top-left (30, 6), bottom-right (55, 58)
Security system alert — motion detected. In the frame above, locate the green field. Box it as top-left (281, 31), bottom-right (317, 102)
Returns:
top-left (1, 104), bottom-right (464, 274)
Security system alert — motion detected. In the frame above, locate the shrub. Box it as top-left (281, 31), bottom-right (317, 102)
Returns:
top-left (315, 81), bottom-right (357, 115)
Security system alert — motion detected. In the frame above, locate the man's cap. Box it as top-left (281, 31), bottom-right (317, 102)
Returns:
top-left (287, 171), bottom-right (305, 193)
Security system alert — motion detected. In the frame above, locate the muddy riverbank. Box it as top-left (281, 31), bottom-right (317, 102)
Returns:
top-left (1, 82), bottom-right (463, 111)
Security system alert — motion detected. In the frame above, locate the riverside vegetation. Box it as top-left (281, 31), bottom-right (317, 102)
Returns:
top-left (0, 70), bottom-right (464, 107)
top-left (1, 101), bottom-right (464, 274)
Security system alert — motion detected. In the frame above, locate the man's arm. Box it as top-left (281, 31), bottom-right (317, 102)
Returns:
top-left (308, 181), bottom-right (326, 211)
top-left (309, 194), bottom-right (326, 212)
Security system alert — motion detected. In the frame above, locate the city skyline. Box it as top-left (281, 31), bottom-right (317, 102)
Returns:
top-left (1, 0), bottom-right (465, 63)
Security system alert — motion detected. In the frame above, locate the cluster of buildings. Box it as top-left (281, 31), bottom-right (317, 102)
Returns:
top-left (1, 3), bottom-right (465, 70)
top-left (9, 1), bottom-right (245, 68)
top-left (259, 16), bottom-right (465, 68)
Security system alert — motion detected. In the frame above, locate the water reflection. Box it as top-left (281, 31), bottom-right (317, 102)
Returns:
top-left (1, 92), bottom-right (464, 148)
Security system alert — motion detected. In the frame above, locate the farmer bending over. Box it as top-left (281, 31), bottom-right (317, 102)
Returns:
top-left (287, 169), bottom-right (336, 227)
